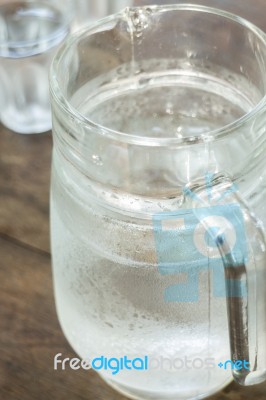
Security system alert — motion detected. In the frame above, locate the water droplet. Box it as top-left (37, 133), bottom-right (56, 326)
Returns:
top-left (92, 154), bottom-right (103, 166)
top-left (175, 132), bottom-right (183, 139)
top-left (187, 50), bottom-right (197, 59)
top-left (166, 102), bottom-right (173, 115)
top-left (131, 8), bottom-right (150, 38)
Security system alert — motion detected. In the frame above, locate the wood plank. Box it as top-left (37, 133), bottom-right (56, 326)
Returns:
top-left (0, 124), bottom-right (51, 253)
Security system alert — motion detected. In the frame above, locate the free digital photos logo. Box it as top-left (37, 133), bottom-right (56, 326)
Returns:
top-left (152, 173), bottom-right (248, 302)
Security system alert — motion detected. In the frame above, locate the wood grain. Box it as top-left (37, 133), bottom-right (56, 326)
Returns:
top-left (0, 124), bottom-right (51, 253)
top-left (1, 1), bottom-right (266, 398)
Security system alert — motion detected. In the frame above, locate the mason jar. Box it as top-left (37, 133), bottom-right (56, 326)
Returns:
top-left (50, 5), bottom-right (266, 400)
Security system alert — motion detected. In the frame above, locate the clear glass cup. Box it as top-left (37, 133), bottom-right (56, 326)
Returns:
top-left (50, 5), bottom-right (266, 400)
top-left (0, 0), bottom-right (73, 134)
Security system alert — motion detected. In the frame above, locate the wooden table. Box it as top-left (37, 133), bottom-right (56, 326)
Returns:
top-left (1, 2), bottom-right (266, 398)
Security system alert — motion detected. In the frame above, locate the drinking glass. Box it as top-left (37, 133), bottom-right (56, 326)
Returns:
top-left (50, 5), bottom-right (266, 399)
top-left (0, 0), bottom-right (73, 134)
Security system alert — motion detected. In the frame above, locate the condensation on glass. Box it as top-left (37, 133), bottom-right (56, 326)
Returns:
top-left (50, 5), bottom-right (266, 400)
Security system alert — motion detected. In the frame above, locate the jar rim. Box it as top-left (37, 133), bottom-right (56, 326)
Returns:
top-left (50, 3), bottom-right (266, 147)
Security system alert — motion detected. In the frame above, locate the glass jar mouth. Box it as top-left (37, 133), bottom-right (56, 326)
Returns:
top-left (0, 0), bottom-right (74, 57)
top-left (50, 3), bottom-right (266, 147)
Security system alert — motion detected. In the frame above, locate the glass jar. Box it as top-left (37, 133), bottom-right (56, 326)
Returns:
top-left (50, 5), bottom-right (266, 400)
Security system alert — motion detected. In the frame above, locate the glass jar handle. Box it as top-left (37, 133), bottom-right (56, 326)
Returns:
top-left (185, 174), bottom-right (266, 386)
